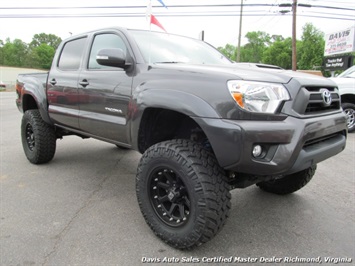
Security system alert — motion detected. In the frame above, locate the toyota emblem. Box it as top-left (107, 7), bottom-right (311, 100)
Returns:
top-left (320, 89), bottom-right (332, 106)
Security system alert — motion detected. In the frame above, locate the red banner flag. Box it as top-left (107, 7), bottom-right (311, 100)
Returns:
top-left (150, 14), bottom-right (167, 32)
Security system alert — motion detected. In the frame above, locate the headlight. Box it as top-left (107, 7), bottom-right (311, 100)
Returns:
top-left (227, 80), bottom-right (290, 113)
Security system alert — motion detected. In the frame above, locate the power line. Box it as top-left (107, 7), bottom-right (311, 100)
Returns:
top-left (0, 4), bottom-right (275, 10)
top-left (0, 3), bottom-right (353, 22)
top-left (0, 13), bottom-right (353, 21)
top-left (251, 0), bottom-right (279, 24)
top-left (307, 0), bottom-right (355, 5)
top-left (0, 3), bottom-right (354, 11)
top-left (308, 4), bottom-right (355, 11)
top-left (301, 10), bottom-right (355, 18)
top-left (297, 13), bottom-right (355, 21)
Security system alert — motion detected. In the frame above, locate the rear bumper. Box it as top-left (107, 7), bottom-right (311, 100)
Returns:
top-left (195, 112), bottom-right (347, 176)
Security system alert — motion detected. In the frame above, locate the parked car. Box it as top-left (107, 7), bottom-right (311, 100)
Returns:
top-left (0, 81), bottom-right (6, 89)
top-left (329, 65), bottom-right (355, 132)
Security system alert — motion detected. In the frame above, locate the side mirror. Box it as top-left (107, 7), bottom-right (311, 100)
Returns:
top-left (96, 48), bottom-right (130, 69)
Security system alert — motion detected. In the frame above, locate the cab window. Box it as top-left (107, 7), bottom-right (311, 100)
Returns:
top-left (58, 37), bottom-right (87, 70)
top-left (89, 33), bottom-right (127, 70)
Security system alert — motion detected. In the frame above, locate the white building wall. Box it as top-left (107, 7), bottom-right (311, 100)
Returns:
top-left (0, 66), bottom-right (47, 88)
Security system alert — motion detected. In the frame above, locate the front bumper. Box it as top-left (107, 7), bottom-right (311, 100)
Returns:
top-left (195, 111), bottom-right (347, 176)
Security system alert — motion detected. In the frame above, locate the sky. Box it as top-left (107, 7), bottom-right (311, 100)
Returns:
top-left (0, 0), bottom-right (354, 48)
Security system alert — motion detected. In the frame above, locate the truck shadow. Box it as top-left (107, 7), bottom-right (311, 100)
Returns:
top-left (32, 138), bottom-right (336, 258)
top-left (195, 187), bottom-right (324, 255)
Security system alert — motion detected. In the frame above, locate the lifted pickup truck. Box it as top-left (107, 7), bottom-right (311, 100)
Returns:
top-left (16, 27), bottom-right (347, 249)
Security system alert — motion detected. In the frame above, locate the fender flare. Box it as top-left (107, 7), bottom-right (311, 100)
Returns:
top-left (21, 77), bottom-right (52, 125)
top-left (135, 88), bottom-right (220, 118)
top-left (130, 87), bottom-right (221, 150)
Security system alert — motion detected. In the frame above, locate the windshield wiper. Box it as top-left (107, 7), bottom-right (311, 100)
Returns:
top-left (155, 61), bottom-right (185, 64)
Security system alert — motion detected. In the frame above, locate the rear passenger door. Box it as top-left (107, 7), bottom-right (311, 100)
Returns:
top-left (47, 36), bottom-right (87, 129)
top-left (78, 31), bottom-right (133, 144)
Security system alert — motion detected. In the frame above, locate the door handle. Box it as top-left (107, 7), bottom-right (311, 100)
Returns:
top-left (49, 79), bottom-right (57, 85)
top-left (79, 79), bottom-right (89, 87)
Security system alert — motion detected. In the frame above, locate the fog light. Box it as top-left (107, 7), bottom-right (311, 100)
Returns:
top-left (252, 145), bottom-right (263, 158)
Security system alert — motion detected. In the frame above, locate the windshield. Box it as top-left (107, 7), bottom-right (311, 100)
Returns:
top-left (129, 30), bottom-right (232, 65)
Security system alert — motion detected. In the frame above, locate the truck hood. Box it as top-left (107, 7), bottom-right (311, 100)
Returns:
top-left (154, 63), bottom-right (332, 85)
top-left (329, 77), bottom-right (355, 88)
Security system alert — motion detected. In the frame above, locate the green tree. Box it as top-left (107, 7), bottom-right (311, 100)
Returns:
top-left (30, 44), bottom-right (55, 69)
top-left (0, 39), bottom-right (4, 65)
top-left (0, 33), bottom-right (60, 68)
top-left (241, 31), bottom-right (271, 63)
top-left (26, 33), bottom-right (61, 69)
top-left (263, 37), bottom-right (292, 69)
top-left (271, 35), bottom-right (284, 42)
top-left (30, 33), bottom-right (62, 50)
top-left (2, 38), bottom-right (28, 67)
top-left (297, 23), bottom-right (325, 70)
top-left (218, 44), bottom-right (237, 61)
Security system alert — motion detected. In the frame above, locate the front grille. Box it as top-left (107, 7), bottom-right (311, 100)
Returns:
top-left (305, 94), bottom-right (340, 113)
top-left (302, 86), bottom-right (341, 115)
top-left (303, 132), bottom-right (341, 148)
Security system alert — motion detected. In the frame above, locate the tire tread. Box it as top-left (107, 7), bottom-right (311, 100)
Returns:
top-left (136, 139), bottom-right (231, 249)
top-left (21, 110), bottom-right (56, 164)
top-left (257, 165), bottom-right (317, 195)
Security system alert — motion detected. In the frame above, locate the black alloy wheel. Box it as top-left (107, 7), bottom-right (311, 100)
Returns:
top-left (149, 167), bottom-right (190, 227)
top-left (21, 110), bottom-right (56, 164)
top-left (342, 102), bottom-right (355, 132)
top-left (25, 123), bottom-right (35, 151)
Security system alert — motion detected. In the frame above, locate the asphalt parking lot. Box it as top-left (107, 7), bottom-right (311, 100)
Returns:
top-left (1, 92), bottom-right (354, 265)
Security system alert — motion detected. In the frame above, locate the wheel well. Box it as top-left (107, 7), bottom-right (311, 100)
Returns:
top-left (341, 94), bottom-right (355, 105)
top-left (23, 94), bottom-right (38, 112)
top-left (138, 108), bottom-right (209, 153)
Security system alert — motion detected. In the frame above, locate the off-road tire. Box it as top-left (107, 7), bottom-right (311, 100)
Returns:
top-left (342, 102), bottom-right (355, 133)
top-left (256, 165), bottom-right (317, 195)
top-left (136, 139), bottom-right (231, 250)
top-left (21, 110), bottom-right (56, 164)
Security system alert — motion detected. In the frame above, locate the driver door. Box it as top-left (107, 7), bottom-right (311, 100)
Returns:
top-left (78, 32), bottom-right (133, 144)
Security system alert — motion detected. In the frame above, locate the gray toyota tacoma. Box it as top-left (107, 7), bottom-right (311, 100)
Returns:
top-left (16, 27), bottom-right (347, 249)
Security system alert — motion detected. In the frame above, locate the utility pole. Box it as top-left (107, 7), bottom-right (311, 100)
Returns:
top-left (236, 0), bottom-right (243, 62)
top-left (280, 1), bottom-right (311, 70)
top-left (199, 30), bottom-right (205, 41)
top-left (0, 43), bottom-right (3, 85)
top-left (292, 0), bottom-right (297, 71)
